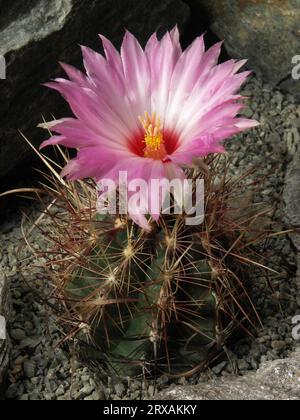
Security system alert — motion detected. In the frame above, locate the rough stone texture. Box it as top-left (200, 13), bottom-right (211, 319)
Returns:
top-left (0, 276), bottom-right (10, 392)
top-left (0, 0), bottom-right (189, 180)
top-left (154, 349), bottom-right (300, 400)
top-left (194, 0), bottom-right (300, 95)
top-left (283, 142), bottom-right (300, 288)
top-left (283, 162), bottom-right (300, 231)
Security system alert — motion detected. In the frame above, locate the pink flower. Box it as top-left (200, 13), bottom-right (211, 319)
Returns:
top-left (40, 27), bottom-right (258, 229)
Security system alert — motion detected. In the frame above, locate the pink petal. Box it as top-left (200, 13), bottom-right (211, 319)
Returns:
top-left (61, 147), bottom-right (120, 181)
top-left (129, 212), bottom-right (151, 232)
top-left (181, 101), bottom-right (245, 141)
top-left (145, 32), bottom-right (159, 62)
top-left (45, 79), bottom-right (134, 144)
top-left (147, 161), bottom-right (168, 219)
top-left (169, 25), bottom-right (182, 56)
top-left (234, 118), bottom-right (260, 129)
top-left (121, 31), bottom-right (151, 115)
top-left (40, 118), bottom-right (103, 149)
top-left (99, 34), bottom-right (123, 75)
top-left (40, 135), bottom-right (68, 149)
top-left (147, 31), bottom-right (181, 120)
top-left (81, 45), bottom-right (139, 135)
top-left (165, 35), bottom-right (205, 124)
top-left (59, 62), bottom-right (88, 86)
top-left (171, 134), bottom-right (225, 164)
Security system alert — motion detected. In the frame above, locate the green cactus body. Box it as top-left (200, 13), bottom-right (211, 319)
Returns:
top-left (66, 216), bottom-right (218, 377)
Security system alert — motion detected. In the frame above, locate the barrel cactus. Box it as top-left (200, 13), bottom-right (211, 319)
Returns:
top-left (31, 28), bottom-right (269, 377)
top-left (34, 154), bottom-right (270, 378)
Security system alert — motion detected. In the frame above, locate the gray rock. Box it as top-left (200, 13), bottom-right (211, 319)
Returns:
top-left (283, 161), bottom-right (300, 231)
top-left (212, 361), bottom-right (228, 375)
top-left (114, 383), bottom-right (126, 398)
top-left (5, 383), bottom-right (19, 400)
top-left (75, 384), bottom-right (95, 399)
top-left (10, 328), bottom-right (26, 341)
top-left (237, 359), bottom-right (250, 372)
top-left (154, 349), bottom-right (300, 400)
top-left (55, 384), bottom-right (65, 397)
top-left (271, 340), bottom-right (286, 351)
top-left (283, 153), bottom-right (300, 289)
top-left (90, 390), bottom-right (105, 400)
top-left (0, 275), bottom-right (10, 393)
top-left (0, 0), bottom-right (189, 179)
top-left (193, 0), bottom-right (300, 97)
top-left (23, 360), bottom-right (37, 379)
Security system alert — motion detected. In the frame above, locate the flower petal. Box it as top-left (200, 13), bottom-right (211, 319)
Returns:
top-left (60, 147), bottom-right (121, 181)
top-left (121, 31), bottom-right (151, 116)
top-left (147, 31), bottom-right (181, 120)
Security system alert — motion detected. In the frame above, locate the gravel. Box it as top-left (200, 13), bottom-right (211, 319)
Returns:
top-left (1, 76), bottom-right (300, 400)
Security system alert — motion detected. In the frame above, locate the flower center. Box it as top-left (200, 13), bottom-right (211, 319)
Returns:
top-left (139, 112), bottom-right (168, 160)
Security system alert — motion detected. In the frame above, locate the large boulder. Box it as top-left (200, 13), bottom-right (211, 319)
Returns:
top-left (284, 159), bottom-right (300, 235)
top-left (0, 0), bottom-right (189, 180)
top-left (192, 0), bottom-right (300, 95)
top-left (283, 140), bottom-right (300, 289)
top-left (154, 348), bottom-right (300, 400)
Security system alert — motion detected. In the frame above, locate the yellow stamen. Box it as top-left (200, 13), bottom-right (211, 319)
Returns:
top-left (138, 111), bottom-right (167, 159)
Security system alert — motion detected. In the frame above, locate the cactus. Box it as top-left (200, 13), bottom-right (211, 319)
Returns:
top-left (32, 154), bottom-right (272, 378)
top-left (24, 27), bottom-right (267, 379)
top-left (65, 216), bottom-right (218, 376)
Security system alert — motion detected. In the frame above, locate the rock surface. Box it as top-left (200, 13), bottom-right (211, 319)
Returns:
top-left (284, 160), bottom-right (300, 248)
top-left (194, 0), bottom-right (300, 95)
top-left (154, 349), bottom-right (300, 400)
top-left (0, 275), bottom-right (10, 392)
top-left (283, 138), bottom-right (300, 288)
top-left (0, 0), bottom-right (189, 180)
